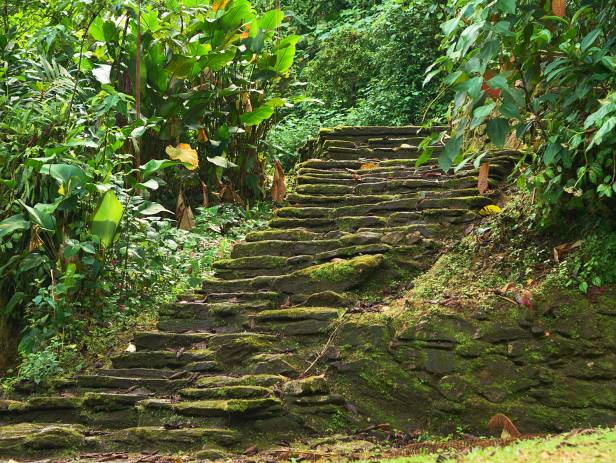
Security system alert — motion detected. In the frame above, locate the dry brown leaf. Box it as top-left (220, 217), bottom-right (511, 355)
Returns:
top-left (241, 92), bottom-right (253, 113)
top-left (272, 159), bottom-right (286, 203)
top-left (488, 413), bottom-right (522, 439)
top-left (28, 224), bottom-right (43, 252)
top-left (176, 192), bottom-right (195, 231)
top-left (477, 162), bottom-right (490, 195)
top-left (552, 0), bottom-right (566, 17)
top-left (514, 289), bottom-right (534, 310)
top-left (197, 128), bottom-right (209, 143)
top-left (500, 282), bottom-right (516, 293)
top-left (553, 240), bottom-right (583, 262)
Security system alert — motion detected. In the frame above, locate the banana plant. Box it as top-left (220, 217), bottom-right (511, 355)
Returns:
top-left (88, 0), bottom-right (299, 200)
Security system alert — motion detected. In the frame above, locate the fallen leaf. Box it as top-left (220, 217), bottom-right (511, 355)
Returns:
top-left (514, 289), bottom-right (533, 310)
top-left (125, 343), bottom-right (136, 353)
top-left (477, 162), bottom-right (490, 194)
top-left (360, 162), bottom-right (378, 170)
top-left (166, 143), bottom-right (199, 170)
top-left (553, 240), bottom-right (583, 262)
top-left (479, 204), bottom-right (502, 216)
top-left (244, 445), bottom-right (258, 455)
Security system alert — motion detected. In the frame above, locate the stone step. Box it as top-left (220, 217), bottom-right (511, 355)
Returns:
top-left (202, 254), bottom-right (385, 297)
top-left (276, 196), bottom-right (492, 221)
top-left (194, 374), bottom-right (286, 388)
top-left (0, 423), bottom-right (238, 456)
top-left (110, 349), bottom-right (218, 371)
top-left (318, 125), bottom-right (448, 139)
top-left (253, 307), bottom-right (343, 336)
top-left (298, 151), bottom-right (518, 172)
top-left (268, 208), bottom-right (477, 232)
top-left (139, 397), bottom-right (282, 418)
top-left (74, 374), bottom-right (187, 392)
top-left (230, 231), bottom-right (382, 258)
top-left (295, 176), bottom-right (497, 195)
top-left (162, 301), bottom-right (275, 319)
top-left (133, 332), bottom-right (213, 350)
top-left (180, 385), bottom-right (273, 400)
top-left (323, 145), bottom-right (446, 161)
top-left (287, 188), bottom-right (488, 208)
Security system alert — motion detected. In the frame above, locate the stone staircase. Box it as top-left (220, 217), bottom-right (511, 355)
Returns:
top-left (0, 126), bottom-right (517, 458)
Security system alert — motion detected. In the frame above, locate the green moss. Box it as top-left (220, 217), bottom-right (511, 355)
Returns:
top-left (307, 260), bottom-right (361, 283)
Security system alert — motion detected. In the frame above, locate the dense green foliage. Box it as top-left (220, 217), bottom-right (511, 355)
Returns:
top-left (425, 0), bottom-right (615, 223)
top-left (0, 0), bottom-right (289, 381)
top-left (259, 0), bottom-right (447, 167)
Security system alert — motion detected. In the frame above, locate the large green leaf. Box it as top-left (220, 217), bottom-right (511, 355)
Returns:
top-left (240, 104), bottom-right (274, 126)
top-left (273, 35), bottom-right (300, 75)
top-left (40, 164), bottom-right (88, 195)
top-left (0, 214), bottom-right (30, 240)
top-left (258, 9), bottom-right (284, 30)
top-left (486, 118), bottom-right (510, 148)
top-left (207, 156), bottom-right (238, 168)
top-left (141, 159), bottom-right (181, 180)
top-left (18, 201), bottom-right (57, 232)
top-left (91, 191), bottom-right (124, 248)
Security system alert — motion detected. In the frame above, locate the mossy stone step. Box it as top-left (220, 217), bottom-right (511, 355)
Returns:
top-left (203, 254), bottom-right (385, 297)
top-left (111, 349), bottom-right (217, 370)
top-left (106, 425), bottom-right (238, 449)
top-left (0, 422), bottom-right (87, 454)
top-left (140, 397), bottom-right (282, 417)
top-left (256, 307), bottom-right (343, 322)
top-left (253, 308), bottom-right (344, 336)
top-left (194, 374), bottom-right (285, 388)
top-left (75, 374), bottom-right (186, 392)
top-left (318, 125), bottom-right (447, 138)
top-left (133, 332), bottom-right (213, 350)
top-left (287, 188), bottom-right (486, 208)
top-left (92, 368), bottom-right (183, 379)
top-left (245, 228), bottom-right (325, 242)
top-left (230, 231), bottom-right (381, 258)
top-left (331, 195), bottom-right (492, 218)
top-left (161, 301), bottom-right (274, 320)
top-left (180, 385), bottom-right (273, 400)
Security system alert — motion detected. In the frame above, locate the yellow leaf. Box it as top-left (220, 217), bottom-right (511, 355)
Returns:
top-left (58, 184), bottom-right (65, 196)
top-left (166, 143), bottom-right (199, 171)
top-left (212, 0), bottom-right (229, 12)
top-left (360, 162), bottom-right (378, 170)
top-left (479, 205), bottom-right (502, 216)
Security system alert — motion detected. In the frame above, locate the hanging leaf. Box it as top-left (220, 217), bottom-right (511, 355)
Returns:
top-left (176, 192), bottom-right (196, 231)
top-left (207, 156), bottom-right (238, 168)
top-left (272, 159), bottom-right (286, 203)
top-left (18, 201), bottom-right (57, 232)
top-left (477, 162), bottom-right (490, 195)
top-left (165, 143), bottom-right (199, 170)
top-left (552, 0), bottom-right (566, 17)
top-left (91, 191), bottom-right (124, 248)
top-left (28, 224), bottom-right (44, 252)
top-left (141, 159), bottom-right (181, 180)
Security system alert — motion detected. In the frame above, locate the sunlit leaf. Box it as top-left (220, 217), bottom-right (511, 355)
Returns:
top-left (165, 143), bottom-right (199, 170)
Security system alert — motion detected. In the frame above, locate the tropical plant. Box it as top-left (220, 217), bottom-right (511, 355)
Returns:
top-left (424, 0), bottom-right (616, 223)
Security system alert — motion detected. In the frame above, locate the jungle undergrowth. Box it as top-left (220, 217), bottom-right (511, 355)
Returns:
top-left (1, 203), bottom-right (272, 392)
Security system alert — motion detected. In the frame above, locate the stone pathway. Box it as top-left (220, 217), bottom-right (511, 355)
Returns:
top-left (0, 126), bottom-right (517, 459)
